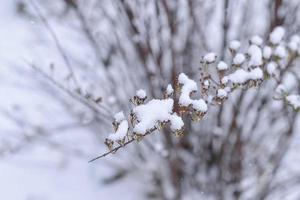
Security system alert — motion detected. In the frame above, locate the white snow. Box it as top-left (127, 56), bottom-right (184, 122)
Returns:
top-left (288, 35), bottom-right (300, 52)
top-left (203, 52), bottom-right (217, 63)
top-left (274, 45), bottom-right (287, 58)
top-left (166, 84), bottom-right (174, 96)
top-left (107, 120), bottom-right (129, 141)
top-left (250, 35), bottom-right (263, 46)
top-left (286, 95), bottom-right (300, 110)
top-left (247, 45), bottom-right (263, 67)
top-left (192, 99), bottom-right (208, 112)
top-left (228, 68), bottom-right (263, 84)
top-left (178, 73), bottom-right (197, 106)
top-left (133, 99), bottom-right (183, 134)
top-left (114, 111), bottom-right (126, 123)
top-left (221, 76), bottom-right (229, 84)
top-left (0, 2), bottom-right (146, 200)
top-left (136, 89), bottom-right (146, 99)
top-left (169, 115), bottom-right (185, 131)
top-left (217, 61), bottom-right (229, 71)
top-left (203, 79), bottom-right (210, 89)
top-left (248, 68), bottom-right (264, 80)
top-left (270, 26), bottom-right (285, 45)
top-left (266, 62), bottom-right (278, 75)
top-left (233, 53), bottom-right (245, 65)
top-left (178, 73), bottom-right (207, 112)
top-left (263, 46), bottom-right (272, 59)
top-left (229, 40), bottom-right (241, 51)
top-left (217, 89), bottom-right (228, 98)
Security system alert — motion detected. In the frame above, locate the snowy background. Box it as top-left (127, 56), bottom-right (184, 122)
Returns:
top-left (1, 0), bottom-right (300, 200)
top-left (0, 1), bottom-right (143, 200)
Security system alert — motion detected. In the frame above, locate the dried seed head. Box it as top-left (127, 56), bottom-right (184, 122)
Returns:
top-left (191, 109), bottom-right (206, 122)
top-left (134, 133), bottom-right (144, 142)
top-left (164, 84), bottom-right (174, 99)
top-left (117, 138), bottom-right (126, 146)
top-left (174, 128), bottom-right (184, 137)
top-left (105, 138), bottom-right (114, 151)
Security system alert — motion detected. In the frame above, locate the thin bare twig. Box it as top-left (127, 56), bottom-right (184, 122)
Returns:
top-left (88, 129), bottom-right (155, 162)
top-left (29, 0), bottom-right (79, 88)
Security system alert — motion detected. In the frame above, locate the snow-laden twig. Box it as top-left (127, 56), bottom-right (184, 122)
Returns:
top-left (89, 26), bottom-right (300, 162)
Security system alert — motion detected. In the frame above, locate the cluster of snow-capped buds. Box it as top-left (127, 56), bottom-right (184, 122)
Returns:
top-left (101, 26), bottom-right (300, 155)
top-left (274, 84), bottom-right (300, 112)
top-left (176, 73), bottom-right (208, 121)
top-left (105, 112), bottom-right (129, 150)
top-left (200, 52), bottom-right (217, 65)
top-left (163, 84), bottom-right (174, 99)
top-left (214, 88), bottom-right (229, 105)
top-left (210, 28), bottom-right (300, 92)
top-left (131, 89), bottom-right (147, 105)
top-left (200, 76), bottom-right (211, 95)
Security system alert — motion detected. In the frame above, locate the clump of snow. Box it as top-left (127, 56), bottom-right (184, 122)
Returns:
top-left (169, 115), bottom-right (184, 131)
top-left (263, 46), bottom-right (272, 60)
top-left (227, 68), bottom-right (263, 84)
top-left (136, 89), bottom-right (146, 99)
top-left (247, 45), bottom-right (263, 67)
top-left (192, 99), bottom-right (208, 112)
top-left (217, 89), bottom-right (227, 98)
top-left (178, 73), bottom-right (197, 105)
top-left (133, 99), bottom-right (183, 134)
top-left (248, 68), bottom-right (264, 80)
top-left (107, 120), bottom-right (129, 141)
top-left (178, 73), bottom-right (208, 112)
top-left (233, 53), bottom-right (245, 65)
top-left (221, 76), bottom-right (229, 84)
top-left (270, 26), bottom-right (285, 45)
top-left (250, 35), bottom-right (263, 46)
top-left (114, 111), bottom-right (125, 123)
top-left (166, 84), bottom-right (174, 96)
top-left (203, 79), bottom-right (210, 89)
top-left (229, 40), bottom-right (241, 51)
top-left (217, 61), bottom-right (229, 71)
top-left (203, 52), bottom-right (217, 63)
top-left (288, 35), bottom-right (300, 52)
top-left (274, 45), bottom-right (286, 58)
top-left (286, 95), bottom-right (300, 110)
top-left (266, 62), bottom-right (277, 75)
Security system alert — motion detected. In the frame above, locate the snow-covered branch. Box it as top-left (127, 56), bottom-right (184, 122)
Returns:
top-left (90, 26), bottom-right (300, 162)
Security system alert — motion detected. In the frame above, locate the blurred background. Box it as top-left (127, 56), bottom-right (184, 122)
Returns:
top-left (0, 0), bottom-right (300, 199)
